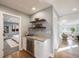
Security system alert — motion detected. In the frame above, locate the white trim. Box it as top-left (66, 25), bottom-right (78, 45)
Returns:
top-left (19, 15), bottom-right (23, 50)
top-left (2, 11), bottom-right (20, 18)
top-left (2, 11), bottom-right (22, 56)
top-left (0, 11), bottom-right (4, 57)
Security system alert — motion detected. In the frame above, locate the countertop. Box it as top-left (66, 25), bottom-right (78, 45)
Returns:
top-left (26, 35), bottom-right (49, 42)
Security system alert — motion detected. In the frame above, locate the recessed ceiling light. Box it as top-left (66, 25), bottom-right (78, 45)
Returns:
top-left (32, 7), bottom-right (36, 11)
top-left (72, 8), bottom-right (77, 11)
top-left (62, 20), bottom-right (67, 23)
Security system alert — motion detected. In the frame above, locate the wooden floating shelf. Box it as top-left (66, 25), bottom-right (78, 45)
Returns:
top-left (30, 19), bottom-right (46, 30)
top-left (29, 27), bottom-right (46, 29)
top-left (30, 19), bottom-right (46, 23)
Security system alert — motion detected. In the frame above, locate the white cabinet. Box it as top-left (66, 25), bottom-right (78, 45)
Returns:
top-left (34, 40), bottom-right (44, 58)
top-left (34, 39), bottom-right (51, 58)
top-left (25, 36), bottom-right (51, 58)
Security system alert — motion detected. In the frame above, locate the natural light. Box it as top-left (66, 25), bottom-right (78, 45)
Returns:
top-left (57, 45), bottom-right (78, 52)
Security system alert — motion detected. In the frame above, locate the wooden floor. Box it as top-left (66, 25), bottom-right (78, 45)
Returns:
top-left (5, 50), bottom-right (34, 58)
top-left (54, 49), bottom-right (79, 58)
top-left (54, 39), bottom-right (79, 58)
top-left (5, 38), bottom-right (79, 58)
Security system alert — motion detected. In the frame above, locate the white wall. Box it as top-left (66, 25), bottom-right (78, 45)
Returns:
top-left (31, 7), bottom-right (52, 37)
top-left (52, 8), bottom-right (59, 55)
top-left (0, 5), bottom-right (30, 49)
top-left (59, 14), bottom-right (79, 25)
top-left (31, 7), bottom-right (52, 57)
top-left (0, 12), bottom-right (4, 57)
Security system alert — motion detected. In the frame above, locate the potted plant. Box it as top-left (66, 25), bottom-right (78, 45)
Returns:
top-left (70, 27), bottom-right (76, 38)
top-left (71, 27), bottom-right (75, 33)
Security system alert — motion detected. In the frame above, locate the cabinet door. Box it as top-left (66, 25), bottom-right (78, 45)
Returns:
top-left (27, 38), bottom-right (34, 55)
top-left (35, 40), bottom-right (44, 58)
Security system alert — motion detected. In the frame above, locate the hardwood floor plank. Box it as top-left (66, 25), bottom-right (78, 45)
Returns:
top-left (5, 50), bottom-right (34, 58)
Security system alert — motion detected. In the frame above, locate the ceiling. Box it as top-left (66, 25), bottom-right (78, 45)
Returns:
top-left (52, 0), bottom-right (79, 16)
top-left (0, 0), bottom-right (51, 15)
top-left (0, 0), bottom-right (79, 16)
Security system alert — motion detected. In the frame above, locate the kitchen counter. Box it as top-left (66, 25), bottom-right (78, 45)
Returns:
top-left (26, 35), bottom-right (49, 42)
top-left (25, 35), bottom-right (51, 58)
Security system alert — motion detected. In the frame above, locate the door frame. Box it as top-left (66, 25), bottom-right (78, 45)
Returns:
top-left (1, 11), bottom-right (22, 57)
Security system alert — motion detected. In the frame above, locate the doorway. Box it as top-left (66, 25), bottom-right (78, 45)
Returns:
top-left (54, 17), bottom-right (79, 57)
top-left (3, 13), bottom-right (21, 57)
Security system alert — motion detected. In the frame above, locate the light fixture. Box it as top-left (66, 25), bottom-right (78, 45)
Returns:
top-left (62, 20), bottom-right (67, 23)
top-left (72, 8), bottom-right (77, 11)
top-left (32, 7), bottom-right (36, 11)
top-left (60, 19), bottom-right (67, 25)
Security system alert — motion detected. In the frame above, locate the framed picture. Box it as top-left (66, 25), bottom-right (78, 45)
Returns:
top-left (16, 24), bottom-right (19, 31)
top-left (4, 26), bottom-right (9, 33)
top-left (12, 24), bottom-right (19, 32)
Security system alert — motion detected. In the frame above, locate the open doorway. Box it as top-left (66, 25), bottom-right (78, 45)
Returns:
top-left (3, 13), bottom-right (21, 57)
top-left (54, 15), bottom-right (79, 57)
top-left (57, 16), bottom-right (79, 52)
